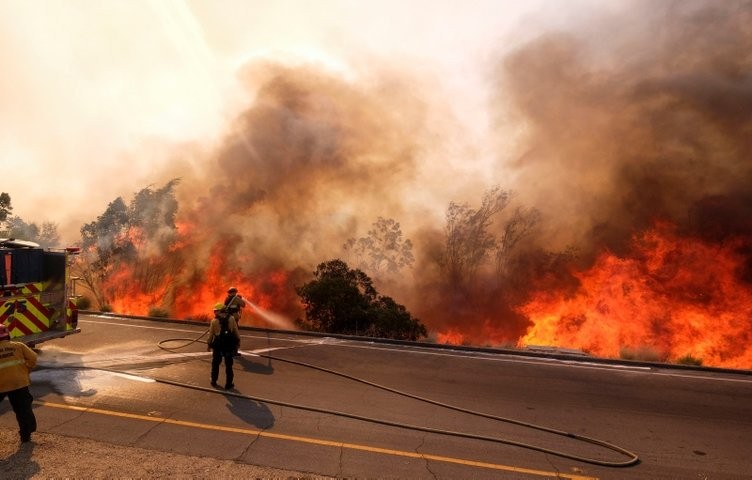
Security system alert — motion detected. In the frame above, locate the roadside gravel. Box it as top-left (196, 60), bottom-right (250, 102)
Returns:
top-left (0, 427), bottom-right (334, 480)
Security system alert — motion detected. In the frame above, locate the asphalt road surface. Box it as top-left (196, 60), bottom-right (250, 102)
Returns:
top-left (2, 313), bottom-right (751, 479)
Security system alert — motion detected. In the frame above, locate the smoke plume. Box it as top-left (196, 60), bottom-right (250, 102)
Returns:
top-left (497, 0), bottom-right (752, 255)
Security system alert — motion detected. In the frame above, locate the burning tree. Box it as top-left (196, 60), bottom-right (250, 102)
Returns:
top-left (440, 186), bottom-right (511, 287)
top-left (495, 206), bottom-right (541, 278)
top-left (77, 180), bottom-right (180, 311)
top-left (296, 259), bottom-right (426, 340)
top-left (78, 197), bottom-right (132, 308)
top-left (417, 186), bottom-right (547, 347)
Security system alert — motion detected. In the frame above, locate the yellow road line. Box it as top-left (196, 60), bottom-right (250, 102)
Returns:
top-left (36, 400), bottom-right (598, 480)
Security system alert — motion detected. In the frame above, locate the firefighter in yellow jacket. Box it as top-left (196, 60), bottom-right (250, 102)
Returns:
top-left (0, 324), bottom-right (38, 443)
top-left (207, 304), bottom-right (240, 390)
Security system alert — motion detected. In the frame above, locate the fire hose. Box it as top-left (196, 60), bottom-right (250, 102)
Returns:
top-left (41, 331), bottom-right (639, 468)
top-left (154, 331), bottom-right (640, 468)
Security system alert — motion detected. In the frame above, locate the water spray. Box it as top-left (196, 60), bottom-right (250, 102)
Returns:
top-left (243, 298), bottom-right (295, 330)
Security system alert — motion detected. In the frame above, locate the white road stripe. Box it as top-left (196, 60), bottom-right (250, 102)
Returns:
top-left (80, 317), bottom-right (752, 384)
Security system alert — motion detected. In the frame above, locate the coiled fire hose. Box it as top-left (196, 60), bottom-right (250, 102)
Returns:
top-left (153, 331), bottom-right (640, 468)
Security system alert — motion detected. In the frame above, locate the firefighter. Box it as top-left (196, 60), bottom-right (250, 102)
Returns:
top-left (224, 287), bottom-right (245, 357)
top-left (207, 303), bottom-right (240, 390)
top-left (0, 323), bottom-right (38, 443)
top-left (223, 287), bottom-right (246, 323)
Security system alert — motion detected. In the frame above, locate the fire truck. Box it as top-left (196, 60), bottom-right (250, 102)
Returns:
top-left (1, 238), bottom-right (81, 346)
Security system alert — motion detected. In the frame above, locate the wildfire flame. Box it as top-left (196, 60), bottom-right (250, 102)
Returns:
top-left (101, 225), bottom-right (299, 328)
top-left (516, 222), bottom-right (752, 369)
top-left (436, 329), bottom-right (465, 346)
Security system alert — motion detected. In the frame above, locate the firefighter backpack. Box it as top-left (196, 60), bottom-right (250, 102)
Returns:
top-left (215, 314), bottom-right (236, 352)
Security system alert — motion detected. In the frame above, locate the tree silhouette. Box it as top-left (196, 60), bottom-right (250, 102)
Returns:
top-left (441, 186), bottom-right (511, 286)
top-left (343, 217), bottom-right (414, 274)
top-left (297, 259), bottom-right (426, 340)
top-left (7, 218), bottom-right (61, 248)
top-left (495, 206), bottom-right (541, 277)
top-left (78, 197), bottom-right (130, 307)
top-left (366, 295), bottom-right (427, 341)
top-left (0, 192), bottom-right (11, 225)
top-left (0, 192), bottom-right (62, 248)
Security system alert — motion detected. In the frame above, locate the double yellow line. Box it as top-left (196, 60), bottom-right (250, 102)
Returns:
top-left (37, 400), bottom-right (598, 480)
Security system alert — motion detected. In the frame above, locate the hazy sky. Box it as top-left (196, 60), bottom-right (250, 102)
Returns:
top-left (0, 0), bottom-right (605, 243)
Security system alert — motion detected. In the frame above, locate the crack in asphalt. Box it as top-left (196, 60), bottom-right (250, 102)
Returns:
top-left (544, 453), bottom-right (566, 479)
top-left (416, 435), bottom-right (438, 480)
top-left (337, 444), bottom-right (344, 479)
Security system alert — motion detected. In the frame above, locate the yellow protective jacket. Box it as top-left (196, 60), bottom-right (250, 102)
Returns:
top-left (207, 314), bottom-right (240, 352)
top-left (0, 339), bottom-right (37, 393)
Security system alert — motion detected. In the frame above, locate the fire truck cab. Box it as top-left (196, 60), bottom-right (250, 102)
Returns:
top-left (1, 238), bottom-right (81, 347)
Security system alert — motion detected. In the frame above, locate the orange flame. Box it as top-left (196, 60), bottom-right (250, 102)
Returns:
top-left (436, 329), bottom-right (465, 345)
top-left (106, 262), bottom-right (172, 316)
top-left (517, 221), bottom-right (752, 369)
top-left (102, 225), bottom-right (296, 327)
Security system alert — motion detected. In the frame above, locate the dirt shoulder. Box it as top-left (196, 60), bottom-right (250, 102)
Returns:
top-left (0, 428), bottom-right (334, 479)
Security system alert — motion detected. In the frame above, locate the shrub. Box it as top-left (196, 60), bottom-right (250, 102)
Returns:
top-left (423, 333), bottom-right (438, 344)
top-left (676, 354), bottom-right (703, 366)
top-left (619, 345), bottom-right (666, 362)
top-left (296, 259), bottom-right (427, 340)
top-left (148, 307), bottom-right (170, 318)
top-left (76, 296), bottom-right (92, 310)
top-left (100, 304), bottom-right (113, 313)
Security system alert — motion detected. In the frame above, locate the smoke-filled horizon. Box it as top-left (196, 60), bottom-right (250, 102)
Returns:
top-left (498, 0), bottom-right (752, 256)
top-left (2, 0), bottom-right (569, 242)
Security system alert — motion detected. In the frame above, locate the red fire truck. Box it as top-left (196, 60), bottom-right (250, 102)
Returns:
top-left (1, 238), bottom-right (81, 346)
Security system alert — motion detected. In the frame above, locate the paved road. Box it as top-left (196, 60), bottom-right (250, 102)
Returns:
top-left (2, 314), bottom-right (751, 479)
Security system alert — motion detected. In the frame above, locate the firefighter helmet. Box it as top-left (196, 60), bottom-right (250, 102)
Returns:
top-left (228, 287), bottom-right (238, 294)
top-left (213, 303), bottom-right (225, 311)
top-left (0, 324), bottom-right (9, 340)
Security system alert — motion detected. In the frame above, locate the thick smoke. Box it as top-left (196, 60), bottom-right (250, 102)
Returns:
top-left (496, 0), bottom-right (752, 257)
top-left (113, 1), bottom-right (752, 353)
top-left (205, 63), bottom-right (428, 256)
top-left (477, 0), bottom-right (752, 366)
top-left (403, 0), bottom-right (752, 347)
top-left (165, 61), bottom-right (444, 320)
